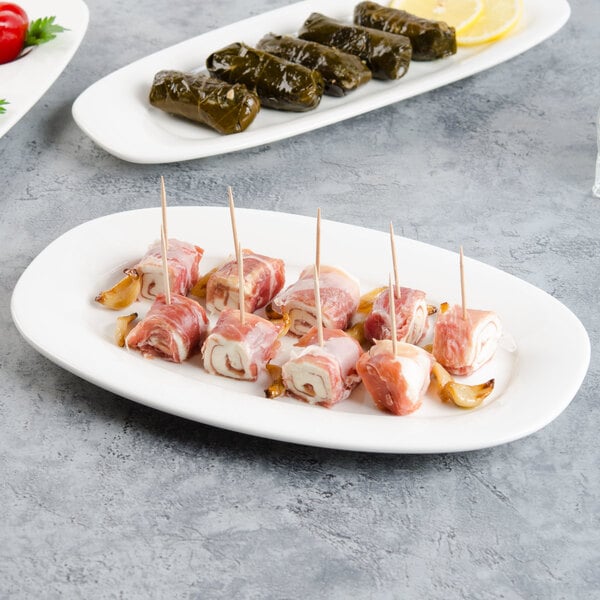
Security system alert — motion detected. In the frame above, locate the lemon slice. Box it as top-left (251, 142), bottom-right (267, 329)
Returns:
top-left (389, 0), bottom-right (484, 33)
top-left (457, 0), bottom-right (522, 45)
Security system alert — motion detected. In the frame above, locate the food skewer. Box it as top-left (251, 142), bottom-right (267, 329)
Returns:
top-left (272, 207), bottom-right (359, 335)
top-left (160, 223), bottom-right (171, 305)
top-left (432, 246), bottom-right (502, 377)
top-left (460, 245), bottom-right (467, 319)
top-left (160, 175), bottom-right (168, 245)
top-left (362, 225), bottom-right (428, 345)
top-left (388, 274), bottom-right (398, 356)
top-left (316, 207), bottom-right (321, 276)
top-left (159, 177), bottom-right (171, 305)
top-left (205, 186), bottom-right (285, 313)
top-left (237, 241), bottom-right (245, 325)
top-left (228, 186), bottom-right (240, 264)
top-left (389, 222), bottom-right (400, 298)
top-left (313, 264), bottom-right (324, 347)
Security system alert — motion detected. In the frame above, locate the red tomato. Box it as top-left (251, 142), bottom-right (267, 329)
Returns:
top-left (0, 3), bottom-right (28, 65)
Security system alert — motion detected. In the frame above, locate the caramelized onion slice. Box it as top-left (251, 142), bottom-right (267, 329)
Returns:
top-left (431, 362), bottom-right (494, 409)
top-left (96, 271), bottom-right (141, 310)
top-left (189, 266), bottom-right (219, 298)
top-left (356, 286), bottom-right (387, 315)
top-left (263, 304), bottom-right (291, 337)
top-left (427, 304), bottom-right (438, 316)
top-left (440, 379), bottom-right (495, 409)
top-left (265, 363), bottom-right (285, 399)
top-left (345, 321), bottom-right (367, 346)
top-left (265, 302), bottom-right (283, 320)
top-left (115, 312), bottom-right (138, 347)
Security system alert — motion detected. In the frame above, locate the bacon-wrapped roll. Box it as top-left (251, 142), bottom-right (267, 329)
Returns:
top-left (356, 340), bottom-right (433, 415)
top-left (282, 327), bottom-right (363, 407)
top-left (205, 249), bottom-right (285, 314)
top-left (363, 287), bottom-right (428, 344)
top-left (130, 239), bottom-right (204, 300)
top-left (271, 265), bottom-right (360, 336)
top-left (432, 305), bottom-right (502, 376)
top-left (202, 309), bottom-right (281, 381)
top-left (126, 294), bottom-right (208, 363)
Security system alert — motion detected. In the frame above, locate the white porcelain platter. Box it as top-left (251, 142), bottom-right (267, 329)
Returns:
top-left (11, 207), bottom-right (590, 453)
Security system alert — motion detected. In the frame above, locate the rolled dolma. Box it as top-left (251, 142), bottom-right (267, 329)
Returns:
top-left (354, 1), bottom-right (456, 61)
top-left (206, 43), bottom-right (324, 112)
top-left (149, 70), bottom-right (260, 134)
top-left (298, 13), bottom-right (412, 80)
top-left (256, 33), bottom-right (371, 97)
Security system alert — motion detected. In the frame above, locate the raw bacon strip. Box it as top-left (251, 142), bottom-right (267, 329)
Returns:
top-left (272, 265), bottom-right (360, 336)
top-left (130, 239), bottom-right (204, 300)
top-left (432, 305), bottom-right (502, 376)
top-left (356, 340), bottom-right (433, 415)
top-left (126, 294), bottom-right (208, 363)
top-left (202, 309), bottom-right (281, 381)
top-left (205, 249), bottom-right (285, 314)
top-left (282, 327), bottom-right (363, 407)
top-left (363, 286), bottom-right (428, 344)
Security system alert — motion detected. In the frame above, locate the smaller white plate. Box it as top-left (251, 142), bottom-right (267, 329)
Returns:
top-left (0, 0), bottom-right (88, 138)
top-left (11, 207), bottom-right (590, 453)
top-left (72, 0), bottom-right (569, 163)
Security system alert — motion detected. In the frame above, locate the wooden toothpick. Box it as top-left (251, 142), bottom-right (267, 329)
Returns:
top-left (160, 176), bottom-right (168, 247)
top-left (389, 221), bottom-right (400, 299)
top-left (389, 274), bottom-right (397, 355)
top-left (315, 207), bottom-right (321, 277)
top-left (460, 245), bottom-right (467, 320)
top-left (313, 264), bottom-right (324, 347)
top-left (228, 186), bottom-right (240, 264)
top-left (160, 223), bottom-right (171, 305)
top-left (238, 242), bottom-right (245, 325)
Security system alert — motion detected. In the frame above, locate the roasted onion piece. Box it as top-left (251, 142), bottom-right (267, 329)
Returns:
top-left (345, 321), bottom-right (367, 346)
top-left (149, 70), bottom-right (260, 134)
top-left (95, 271), bottom-right (141, 310)
top-left (189, 266), bottom-right (219, 298)
top-left (431, 362), bottom-right (494, 409)
top-left (356, 287), bottom-right (387, 315)
top-left (115, 313), bottom-right (138, 347)
top-left (207, 43), bottom-right (325, 112)
top-left (265, 363), bottom-right (285, 399)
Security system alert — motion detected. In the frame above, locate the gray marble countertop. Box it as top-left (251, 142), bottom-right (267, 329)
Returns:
top-left (1, 0), bottom-right (598, 597)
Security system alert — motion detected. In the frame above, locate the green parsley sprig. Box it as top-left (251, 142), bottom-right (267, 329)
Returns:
top-left (25, 16), bottom-right (68, 47)
top-left (0, 99), bottom-right (8, 114)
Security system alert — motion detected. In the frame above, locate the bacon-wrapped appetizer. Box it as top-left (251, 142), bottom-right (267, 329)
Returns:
top-left (126, 294), bottom-right (208, 363)
top-left (282, 327), bottom-right (363, 407)
top-left (356, 340), bottom-right (433, 415)
top-left (432, 305), bottom-right (502, 376)
top-left (363, 286), bottom-right (428, 344)
top-left (205, 249), bottom-right (285, 314)
top-left (130, 239), bottom-right (204, 300)
top-left (202, 309), bottom-right (282, 381)
top-left (271, 265), bottom-right (360, 336)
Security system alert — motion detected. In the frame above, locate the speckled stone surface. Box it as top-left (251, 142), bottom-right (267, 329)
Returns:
top-left (1, 0), bottom-right (599, 597)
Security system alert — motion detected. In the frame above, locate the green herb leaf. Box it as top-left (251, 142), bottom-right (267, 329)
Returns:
top-left (25, 16), bottom-right (68, 47)
top-left (0, 99), bottom-right (9, 114)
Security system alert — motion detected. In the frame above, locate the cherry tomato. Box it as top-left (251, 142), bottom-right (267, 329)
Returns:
top-left (0, 3), bottom-right (28, 65)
